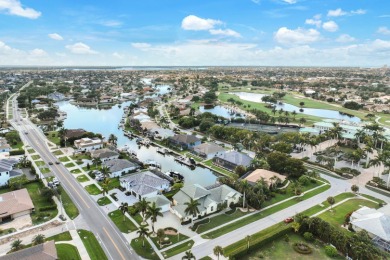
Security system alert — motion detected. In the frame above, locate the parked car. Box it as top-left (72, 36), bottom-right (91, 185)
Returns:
top-left (48, 181), bottom-right (57, 188)
top-left (52, 178), bottom-right (60, 186)
top-left (284, 217), bottom-right (294, 223)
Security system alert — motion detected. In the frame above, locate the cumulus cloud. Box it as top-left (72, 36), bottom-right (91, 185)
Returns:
top-left (65, 42), bottom-right (97, 54)
top-left (305, 18), bottom-right (321, 28)
top-left (282, 0), bottom-right (297, 4)
top-left (131, 42), bottom-right (151, 50)
top-left (322, 21), bottom-right (338, 32)
top-left (328, 8), bottom-right (366, 17)
top-left (336, 34), bottom-right (355, 43)
top-left (274, 27), bottom-right (320, 45)
top-left (112, 52), bottom-right (123, 59)
top-left (48, 33), bottom-right (63, 41)
top-left (209, 29), bottom-right (241, 38)
top-left (101, 20), bottom-right (122, 27)
top-left (181, 15), bottom-right (222, 31)
top-left (377, 26), bottom-right (390, 35)
top-left (0, 0), bottom-right (41, 19)
top-left (29, 48), bottom-right (47, 57)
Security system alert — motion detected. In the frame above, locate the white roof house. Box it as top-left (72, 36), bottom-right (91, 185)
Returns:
top-left (351, 206), bottom-right (390, 241)
top-left (74, 138), bottom-right (103, 151)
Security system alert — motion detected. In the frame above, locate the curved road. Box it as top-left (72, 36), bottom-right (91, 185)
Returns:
top-left (9, 95), bottom-right (139, 260)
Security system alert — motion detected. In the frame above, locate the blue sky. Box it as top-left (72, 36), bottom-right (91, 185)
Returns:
top-left (0, 0), bottom-right (389, 66)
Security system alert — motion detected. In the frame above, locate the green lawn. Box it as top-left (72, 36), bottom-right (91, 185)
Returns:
top-left (31, 154), bottom-right (40, 160)
top-left (162, 240), bottom-right (195, 259)
top-left (82, 164), bottom-right (100, 172)
top-left (56, 244), bottom-right (82, 260)
top-left (58, 186), bottom-right (79, 219)
top-left (108, 210), bottom-right (137, 233)
top-left (78, 229), bottom-right (108, 260)
top-left (318, 199), bottom-right (379, 234)
top-left (59, 156), bottom-right (70, 162)
top-left (40, 168), bottom-right (51, 174)
top-left (35, 160), bottom-right (45, 166)
top-left (202, 185), bottom-right (330, 239)
top-left (359, 193), bottom-right (385, 204)
top-left (97, 196), bottom-right (112, 206)
top-left (64, 162), bottom-right (76, 168)
top-left (77, 175), bottom-right (90, 182)
top-left (85, 184), bottom-right (101, 195)
top-left (27, 148), bottom-right (36, 154)
top-left (47, 131), bottom-right (61, 145)
top-left (53, 150), bottom-right (63, 155)
top-left (150, 232), bottom-right (189, 249)
top-left (71, 154), bottom-right (91, 161)
top-left (46, 231), bottom-right (72, 242)
top-left (70, 169), bottom-right (82, 174)
top-left (130, 238), bottom-right (159, 260)
top-left (196, 209), bottom-right (248, 234)
top-left (107, 177), bottom-right (120, 190)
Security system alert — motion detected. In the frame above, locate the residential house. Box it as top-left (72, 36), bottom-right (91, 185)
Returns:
top-left (172, 183), bottom-right (242, 222)
top-left (146, 195), bottom-right (171, 213)
top-left (47, 92), bottom-right (65, 101)
top-left (149, 128), bottom-right (175, 140)
top-left (213, 151), bottom-right (252, 171)
top-left (0, 158), bottom-right (21, 186)
top-left (64, 128), bottom-right (86, 139)
top-left (0, 138), bottom-right (11, 153)
top-left (0, 188), bottom-right (34, 223)
top-left (0, 240), bottom-right (57, 260)
top-left (244, 169), bottom-right (286, 186)
top-left (74, 137), bottom-right (103, 152)
top-left (169, 134), bottom-right (201, 150)
top-left (120, 171), bottom-right (170, 200)
top-left (103, 159), bottom-right (139, 177)
top-left (192, 143), bottom-right (226, 159)
top-left (90, 148), bottom-right (119, 162)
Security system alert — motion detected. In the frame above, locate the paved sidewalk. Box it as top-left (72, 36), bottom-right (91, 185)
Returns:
top-left (70, 230), bottom-right (91, 260)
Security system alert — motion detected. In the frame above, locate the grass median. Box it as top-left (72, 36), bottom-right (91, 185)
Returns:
top-left (78, 229), bottom-right (107, 260)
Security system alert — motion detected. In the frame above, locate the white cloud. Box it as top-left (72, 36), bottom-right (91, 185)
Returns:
top-left (377, 26), bottom-right (390, 35)
top-left (181, 15), bottom-right (222, 31)
top-left (29, 48), bottom-right (47, 57)
top-left (112, 52), bottom-right (123, 59)
top-left (328, 8), bottom-right (366, 17)
top-left (322, 21), bottom-right (338, 32)
top-left (101, 20), bottom-right (122, 27)
top-left (305, 18), bottom-right (321, 28)
top-left (209, 29), bottom-right (241, 38)
top-left (282, 0), bottom-right (297, 4)
top-left (274, 27), bottom-right (320, 45)
top-left (131, 42), bottom-right (151, 50)
top-left (251, 0), bottom-right (260, 4)
top-left (336, 34), bottom-right (355, 43)
top-left (0, 0), bottom-right (41, 19)
top-left (65, 42), bottom-right (97, 54)
top-left (48, 33), bottom-right (63, 41)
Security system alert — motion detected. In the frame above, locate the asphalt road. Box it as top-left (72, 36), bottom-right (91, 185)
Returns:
top-left (9, 96), bottom-right (139, 260)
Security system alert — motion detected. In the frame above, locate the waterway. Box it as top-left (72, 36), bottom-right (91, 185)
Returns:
top-left (57, 87), bottom-right (217, 186)
top-left (199, 105), bottom-right (245, 119)
top-left (231, 92), bottom-right (361, 122)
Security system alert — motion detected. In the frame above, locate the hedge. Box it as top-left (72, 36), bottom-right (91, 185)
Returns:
top-left (39, 205), bottom-right (58, 211)
top-left (10, 149), bottom-right (25, 156)
top-left (191, 218), bottom-right (210, 231)
top-left (228, 226), bottom-right (291, 259)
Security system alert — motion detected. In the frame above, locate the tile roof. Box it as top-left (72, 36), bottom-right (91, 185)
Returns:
top-left (193, 143), bottom-right (225, 155)
top-left (170, 134), bottom-right (200, 144)
top-left (120, 171), bottom-right (169, 196)
top-left (103, 159), bottom-right (137, 173)
top-left (215, 151), bottom-right (252, 167)
top-left (0, 240), bottom-right (57, 260)
top-left (0, 188), bottom-right (34, 219)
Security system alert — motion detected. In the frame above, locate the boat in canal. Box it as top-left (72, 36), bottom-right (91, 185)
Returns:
top-left (165, 171), bottom-right (184, 181)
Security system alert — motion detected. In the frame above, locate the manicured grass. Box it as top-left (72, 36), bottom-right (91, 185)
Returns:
top-left (70, 169), bottom-right (82, 174)
top-left (162, 239), bottom-right (195, 259)
top-left (46, 231), bottom-right (72, 242)
top-left (78, 229), bottom-right (108, 260)
top-left (202, 184), bottom-right (330, 239)
top-left (31, 154), bottom-right (40, 160)
top-left (196, 209), bottom-right (248, 234)
top-left (318, 199), bottom-right (379, 234)
top-left (150, 232), bottom-right (189, 249)
top-left (26, 181), bottom-right (58, 224)
top-left (85, 184), bottom-right (101, 195)
top-left (82, 164), bottom-right (100, 172)
top-left (359, 193), bottom-right (385, 204)
top-left (77, 175), bottom-right (89, 182)
top-left (59, 156), bottom-right (70, 162)
top-left (40, 168), bottom-right (51, 174)
top-left (200, 257), bottom-right (213, 260)
top-left (97, 196), bottom-right (112, 206)
top-left (130, 238), bottom-right (159, 260)
top-left (35, 160), bottom-right (45, 166)
top-left (107, 177), bottom-right (120, 190)
top-left (56, 244), bottom-right (82, 260)
top-left (53, 150), bottom-right (63, 155)
top-left (71, 154), bottom-right (91, 161)
top-left (64, 162), bottom-right (76, 168)
top-left (27, 148), bottom-right (36, 154)
top-left (58, 186), bottom-right (79, 219)
top-left (47, 131), bottom-right (61, 145)
top-left (203, 159), bottom-right (234, 177)
top-left (108, 210), bottom-right (137, 233)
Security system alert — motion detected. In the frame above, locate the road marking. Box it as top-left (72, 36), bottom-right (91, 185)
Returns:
top-left (103, 227), bottom-right (126, 260)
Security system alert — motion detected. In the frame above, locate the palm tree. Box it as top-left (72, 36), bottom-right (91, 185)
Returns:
top-left (118, 202), bottom-right (128, 222)
top-left (351, 184), bottom-right (359, 194)
top-left (327, 196), bottom-right (335, 210)
top-left (182, 250), bottom-right (195, 260)
top-left (290, 181), bottom-right (302, 196)
top-left (213, 246), bottom-right (224, 260)
top-left (246, 235), bottom-right (251, 250)
top-left (156, 229), bottom-right (165, 248)
top-left (135, 198), bottom-right (150, 224)
top-left (145, 202), bottom-right (163, 234)
top-left (101, 178), bottom-right (110, 196)
top-left (354, 129), bottom-right (366, 144)
top-left (101, 165), bottom-right (110, 178)
top-left (92, 157), bottom-right (102, 167)
top-left (32, 234), bottom-right (45, 245)
top-left (299, 117), bottom-right (306, 126)
top-left (136, 226), bottom-right (150, 248)
top-left (10, 239), bottom-right (23, 252)
top-left (184, 198), bottom-right (200, 224)
top-left (292, 110), bottom-right (297, 121)
top-left (108, 134), bottom-right (118, 147)
top-left (239, 180), bottom-right (250, 208)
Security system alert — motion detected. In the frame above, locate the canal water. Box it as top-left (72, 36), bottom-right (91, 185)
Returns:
top-left (199, 105), bottom-right (245, 119)
top-left (231, 92), bottom-right (361, 122)
top-left (57, 87), bottom-right (217, 186)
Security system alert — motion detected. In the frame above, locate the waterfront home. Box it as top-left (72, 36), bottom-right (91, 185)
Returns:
top-left (140, 121), bottom-right (160, 132)
top-left (99, 95), bottom-right (113, 104)
top-left (168, 134), bottom-right (201, 150)
top-left (0, 188), bottom-right (34, 223)
top-left (192, 142), bottom-right (226, 159)
top-left (91, 148), bottom-right (119, 162)
top-left (171, 183), bottom-right (242, 222)
top-left (0, 158), bottom-right (21, 187)
top-left (47, 91), bottom-right (65, 101)
top-left (64, 128), bottom-right (87, 139)
top-left (244, 169), bottom-right (286, 186)
top-left (213, 150), bottom-right (252, 171)
top-left (103, 159), bottom-right (139, 178)
top-left (1, 240), bottom-right (57, 260)
top-left (119, 171), bottom-right (170, 200)
top-left (74, 137), bottom-right (103, 152)
top-left (0, 138), bottom-right (11, 153)
top-left (149, 128), bottom-right (175, 140)
top-left (146, 195), bottom-right (171, 212)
